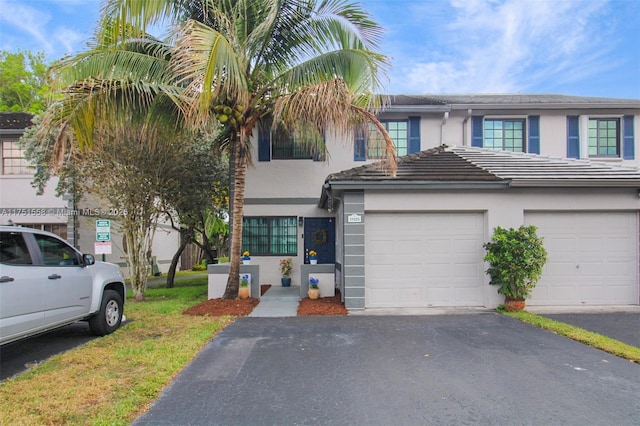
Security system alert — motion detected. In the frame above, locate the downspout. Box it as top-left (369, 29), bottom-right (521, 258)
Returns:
top-left (440, 111), bottom-right (449, 145)
top-left (462, 108), bottom-right (472, 146)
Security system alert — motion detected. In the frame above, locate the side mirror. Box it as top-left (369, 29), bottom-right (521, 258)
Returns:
top-left (83, 254), bottom-right (95, 266)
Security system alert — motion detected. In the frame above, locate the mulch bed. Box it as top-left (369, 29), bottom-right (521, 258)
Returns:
top-left (182, 289), bottom-right (347, 317)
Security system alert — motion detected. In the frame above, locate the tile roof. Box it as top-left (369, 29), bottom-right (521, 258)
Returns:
top-left (326, 146), bottom-right (640, 187)
top-left (387, 94), bottom-right (640, 108)
top-left (0, 112), bottom-right (34, 130)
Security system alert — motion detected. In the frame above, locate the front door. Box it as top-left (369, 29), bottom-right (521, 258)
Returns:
top-left (304, 218), bottom-right (335, 264)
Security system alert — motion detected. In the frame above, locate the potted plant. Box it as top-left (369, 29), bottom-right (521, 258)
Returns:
top-left (309, 250), bottom-right (318, 265)
top-left (279, 258), bottom-right (293, 287)
top-left (483, 225), bottom-right (548, 312)
top-left (238, 274), bottom-right (250, 299)
top-left (242, 250), bottom-right (251, 265)
top-left (308, 276), bottom-right (320, 299)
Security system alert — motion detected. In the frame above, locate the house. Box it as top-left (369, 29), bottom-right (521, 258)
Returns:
top-left (243, 94), bottom-right (640, 310)
top-left (0, 112), bottom-right (178, 276)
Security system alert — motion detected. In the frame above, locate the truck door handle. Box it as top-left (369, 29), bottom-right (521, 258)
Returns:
top-left (0, 276), bottom-right (15, 283)
top-left (48, 274), bottom-right (62, 280)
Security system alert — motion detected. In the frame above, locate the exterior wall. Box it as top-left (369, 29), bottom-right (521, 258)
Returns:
top-left (356, 186), bottom-right (640, 309)
top-left (342, 191), bottom-right (365, 309)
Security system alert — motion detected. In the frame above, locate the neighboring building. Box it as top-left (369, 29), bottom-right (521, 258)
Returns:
top-left (0, 112), bottom-right (178, 276)
top-left (243, 94), bottom-right (640, 310)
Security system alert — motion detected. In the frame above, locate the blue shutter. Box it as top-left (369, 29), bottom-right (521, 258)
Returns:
top-left (566, 116), bottom-right (580, 158)
top-left (408, 116), bottom-right (421, 153)
top-left (622, 115), bottom-right (635, 160)
top-left (354, 131), bottom-right (366, 161)
top-left (471, 116), bottom-right (483, 147)
top-left (258, 121), bottom-right (270, 162)
top-left (528, 115), bottom-right (540, 154)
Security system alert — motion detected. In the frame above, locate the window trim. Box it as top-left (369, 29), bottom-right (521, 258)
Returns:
top-left (1, 139), bottom-right (32, 175)
top-left (242, 216), bottom-right (298, 256)
top-left (482, 117), bottom-right (527, 153)
top-left (365, 119), bottom-right (409, 159)
top-left (587, 116), bottom-right (621, 158)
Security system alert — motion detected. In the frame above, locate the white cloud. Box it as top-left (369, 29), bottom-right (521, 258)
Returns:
top-left (0, 1), bottom-right (54, 53)
top-left (392, 0), bottom-right (615, 94)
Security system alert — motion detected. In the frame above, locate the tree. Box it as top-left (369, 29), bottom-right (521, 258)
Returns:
top-left (0, 50), bottom-right (50, 113)
top-left (35, 31), bottom-right (192, 301)
top-left (161, 135), bottom-right (230, 288)
top-left (101, 0), bottom-right (396, 299)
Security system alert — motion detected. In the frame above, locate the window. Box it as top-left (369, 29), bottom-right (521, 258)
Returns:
top-left (484, 119), bottom-right (525, 152)
top-left (33, 233), bottom-right (80, 266)
top-left (271, 125), bottom-right (324, 160)
top-left (20, 224), bottom-right (68, 240)
top-left (366, 120), bottom-right (408, 158)
top-left (0, 232), bottom-right (33, 265)
top-left (588, 118), bottom-right (619, 157)
top-left (2, 139), bottom-right (32, 175)
top-left (242, 216), bottom-right (297, 256)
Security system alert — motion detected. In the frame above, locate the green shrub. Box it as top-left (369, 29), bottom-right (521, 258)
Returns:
top-left (192, 260), bottom-right (207, 271)
top-left (483, 225), bottom-right (547, 299)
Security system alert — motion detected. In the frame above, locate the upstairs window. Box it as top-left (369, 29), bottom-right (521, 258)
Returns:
top-left (366, 120), bottom-right (408, 158)
top-left (588, 118), bottom-right (619, 157)
top-left (2, 139), bottom-right (32, 175)
top-left (483, 119), bottom-right (525, 152)
top-left (271, 125), bottom-right (324, 160)
top-left (242, 216), bottom-right (297, 256)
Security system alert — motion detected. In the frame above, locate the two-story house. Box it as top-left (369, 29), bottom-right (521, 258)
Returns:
top-left (243, 94), bottom-right (640, 310)
top-left (0, 112), bottom-right (179, 276)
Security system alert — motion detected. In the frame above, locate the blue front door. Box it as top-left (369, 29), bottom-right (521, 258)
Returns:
top-left (304, 218), bottom-right (335, 264)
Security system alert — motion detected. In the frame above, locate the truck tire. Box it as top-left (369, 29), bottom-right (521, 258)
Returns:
top-left (89, 289), bottom-right (123, 336)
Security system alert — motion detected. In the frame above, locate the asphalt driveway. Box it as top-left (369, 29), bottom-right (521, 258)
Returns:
top-left (134, 314), bottom-right (640, 425)
top-left (540, 313), bottom-right (640, 348)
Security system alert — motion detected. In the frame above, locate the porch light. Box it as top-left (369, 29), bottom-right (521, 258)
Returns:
top-left (298, 216), bottom-right (304, 227)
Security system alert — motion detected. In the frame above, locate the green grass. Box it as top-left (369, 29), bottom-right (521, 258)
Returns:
top-left (503, 309), bottom-right (640, 363)
top-left (0, 277), bottom-right (232, 425)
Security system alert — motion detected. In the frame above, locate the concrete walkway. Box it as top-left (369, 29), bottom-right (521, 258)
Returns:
top-left (249, 285), bottom-right (300, 317)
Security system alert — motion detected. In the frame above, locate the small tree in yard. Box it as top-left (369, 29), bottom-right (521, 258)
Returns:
top-left (483, 225), bottom-right (548, 308)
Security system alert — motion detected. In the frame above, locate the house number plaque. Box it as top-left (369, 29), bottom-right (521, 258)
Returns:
top-left (347, 214), bottom-right (362, 223)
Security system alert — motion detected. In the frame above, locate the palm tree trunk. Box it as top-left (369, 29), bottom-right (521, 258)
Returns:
top-left (223, 128), bottom-right (248, 299)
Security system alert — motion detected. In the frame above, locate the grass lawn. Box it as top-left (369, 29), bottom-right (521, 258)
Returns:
top-left (0, 276), bottom-right (230, 425)
top-left (504, 309), bottom-right (640, 363)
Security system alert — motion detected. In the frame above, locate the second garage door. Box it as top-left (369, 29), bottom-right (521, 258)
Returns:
top-left (525, 212), bottom-right (638, 306)
top-left (365, 212), bottom-right (485, 308)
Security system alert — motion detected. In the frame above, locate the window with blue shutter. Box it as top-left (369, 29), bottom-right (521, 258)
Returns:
top-left (408, 116), bottom-right (421, 153)
top-left (471, 116), bottom-right (483, 147)
top-left (528, 116), bottom-right (540, 154)
top-left (566, 116), bottom-right (580, 158)
top-left (622, 115), bottom-right (635, 160)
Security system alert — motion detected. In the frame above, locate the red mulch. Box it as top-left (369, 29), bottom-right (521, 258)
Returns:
top-left (183, 297), bottom-right (259, 317)
top-left (297, 292), bottom-right (348, 316)
top-left (183, 288), bottom-right (347, 317)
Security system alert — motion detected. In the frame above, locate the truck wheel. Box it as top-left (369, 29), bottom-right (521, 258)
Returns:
top-left (89, 290), bottom-right (123, 336)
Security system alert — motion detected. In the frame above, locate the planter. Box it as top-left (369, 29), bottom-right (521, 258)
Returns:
top-left (281, 277), bottom-right (291, 287)
top-left (309, 258), bottom-right (318, 265)
top-left (504, 297), bottom-right (526, 312)
top-left (308, 288), bottom-right (320, 299)
top-left (242, 259), bottom-right (251, 265)
top-left (238, 286), bottom-right (250, 299)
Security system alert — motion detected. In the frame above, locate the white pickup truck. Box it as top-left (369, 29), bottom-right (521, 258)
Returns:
top-left (0, 225), bottom-right (126, 345)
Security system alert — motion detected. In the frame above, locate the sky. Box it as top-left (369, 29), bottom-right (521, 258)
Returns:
top-left (0, 0), bottom-right (638, 99)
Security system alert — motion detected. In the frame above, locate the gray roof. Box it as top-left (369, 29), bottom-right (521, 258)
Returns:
top-left (386, 94), bottom-right (640, 110)
top-left (325, 146), bottom-right (640, 189)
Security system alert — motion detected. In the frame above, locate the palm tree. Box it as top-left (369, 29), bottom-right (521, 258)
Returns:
top-left (46, 0), bottom-right (396, 299)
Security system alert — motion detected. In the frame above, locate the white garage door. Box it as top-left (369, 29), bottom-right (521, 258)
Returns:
top-left (365, 212), bottom-right (485, 308)
top-left (524, 212), bottom-right (638, 306)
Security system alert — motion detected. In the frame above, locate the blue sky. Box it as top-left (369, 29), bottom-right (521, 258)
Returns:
top-left (1, 0), bottom-right (638, 98)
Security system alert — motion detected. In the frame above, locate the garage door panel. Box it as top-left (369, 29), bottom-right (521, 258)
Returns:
top-left (365, 212), bottom-right (485, 308)
top-left (525, 212), bottom-right (638, 306)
